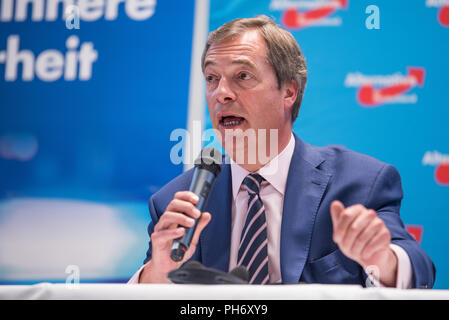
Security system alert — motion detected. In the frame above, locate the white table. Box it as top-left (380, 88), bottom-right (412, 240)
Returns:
top-left (1, 283), bottom-right (449, 300)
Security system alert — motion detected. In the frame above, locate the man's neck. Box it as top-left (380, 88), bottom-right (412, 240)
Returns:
top-left (233, 129), bottom-right (293, 172)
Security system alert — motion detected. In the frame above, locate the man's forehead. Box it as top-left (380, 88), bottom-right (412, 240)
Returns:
top-left (204, 30), bottom-right (267, 67)
top-left (204, 56), bottom-right (257, 71)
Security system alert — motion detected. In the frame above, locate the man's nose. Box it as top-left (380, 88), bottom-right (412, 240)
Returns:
top-left (215, 78), bottom-right (236, 104)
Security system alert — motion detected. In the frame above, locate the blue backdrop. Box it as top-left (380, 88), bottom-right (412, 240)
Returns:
top-left (0, 0), bottom-right (194, 283)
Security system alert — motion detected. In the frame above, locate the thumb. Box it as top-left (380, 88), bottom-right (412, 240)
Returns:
top-left (189, 212), bottom-right (211, 247)
top-left (182, 212), bottom-right (211, 262)
top-left (330, 200), bottom-right (345, 225)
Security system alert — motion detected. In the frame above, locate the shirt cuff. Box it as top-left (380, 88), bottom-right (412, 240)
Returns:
top-left (390, 243), bottom-right (413, 289)
top-left (127, 266), bottom-right (145, 284)
top-left (364, 244), bottom-right (413, 289)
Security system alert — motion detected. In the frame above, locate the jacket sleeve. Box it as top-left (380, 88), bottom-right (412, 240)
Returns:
top-left (143, 194), bottom-right (161, 265)
top-left (366, 163), bottom-right (436, 288)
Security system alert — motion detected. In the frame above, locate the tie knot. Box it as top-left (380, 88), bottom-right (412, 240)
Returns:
top-left (242, 173), bottom-right (265, 195)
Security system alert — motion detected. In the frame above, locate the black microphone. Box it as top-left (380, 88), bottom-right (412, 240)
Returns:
top-left (170, 147), bottom-right (222, 262)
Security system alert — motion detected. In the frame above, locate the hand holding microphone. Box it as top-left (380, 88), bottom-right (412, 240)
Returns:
top-left (139, 148), bottom-right (222, 283)
top-left (170, 147), bottom-right (222, 262)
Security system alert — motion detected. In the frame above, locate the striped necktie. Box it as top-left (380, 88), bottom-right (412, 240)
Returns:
top-left (237, 173), bottom-right (269, 285)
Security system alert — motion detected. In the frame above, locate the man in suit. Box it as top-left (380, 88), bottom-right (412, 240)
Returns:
top-left (131, 16), bottom-right (435, 287)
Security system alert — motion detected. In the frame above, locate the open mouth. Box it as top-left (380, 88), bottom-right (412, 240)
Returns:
top-left (219, 115), bottom-right (246, 129)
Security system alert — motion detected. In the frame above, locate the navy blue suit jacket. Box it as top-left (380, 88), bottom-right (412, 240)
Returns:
top-left (144, 134), bottom-right (435, 288)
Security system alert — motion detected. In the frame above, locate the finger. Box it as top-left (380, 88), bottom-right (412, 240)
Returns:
top-left (362, 228), bottom-right (391, 261)
top-left (173, 191), bottom-right (199, 204)
top-left (340, 209), bottom-right (376, 251)
top-left (351, 217), bottom-right (385, 258)
top-left (333, 204), bottom-right (365, 243)
top-left (330, 200), bottom-right (345, 227)
top-left (166, 198), bottom-right (201, 219)
top-left (154, 211), bottom-right (197, 232)
top-left (151, 227), bottom-right (185, 247)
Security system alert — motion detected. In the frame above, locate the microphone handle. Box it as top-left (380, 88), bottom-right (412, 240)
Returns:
top-left (170, 167), bottom-right (216, 262)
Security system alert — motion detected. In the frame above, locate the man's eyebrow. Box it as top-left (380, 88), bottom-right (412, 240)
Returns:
top-left (203, 58), bottom-right (256, 70)
top-left (203, 60), bottom-right (215, 70)
top-left (231, 58), bottom-right (256, 69)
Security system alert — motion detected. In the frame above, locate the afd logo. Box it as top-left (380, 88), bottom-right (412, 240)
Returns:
top-left (422, 151), bottom-right (449, 186)
top-left (269, 0), bottom-right (348, 29)
top-left (426, 0), bottom-right (449, 27)
top-left (406, 225), bottom-right (423, 243)
top-left (344, 67), bottom-right (425, 107)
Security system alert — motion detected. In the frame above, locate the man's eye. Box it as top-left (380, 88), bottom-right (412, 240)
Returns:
top-left (238, 72), bottom-right (252, 80)
top-left (206, 75), bottom-right (216, 83)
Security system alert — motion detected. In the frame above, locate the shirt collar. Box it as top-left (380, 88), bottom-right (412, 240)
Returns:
top-left (230, 132), bottom-right (296, 200)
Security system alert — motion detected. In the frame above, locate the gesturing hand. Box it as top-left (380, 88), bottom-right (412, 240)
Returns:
top-left (330, 200), bottom-right (398, 287)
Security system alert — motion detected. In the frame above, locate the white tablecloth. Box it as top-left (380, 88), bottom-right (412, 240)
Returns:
top-left (1, 283), bottom-right (448, 300)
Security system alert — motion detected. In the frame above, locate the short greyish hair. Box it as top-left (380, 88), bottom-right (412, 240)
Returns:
top-left (201, 15), bottom-right (307, 122)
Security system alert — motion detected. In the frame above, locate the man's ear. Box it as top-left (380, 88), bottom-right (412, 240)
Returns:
top-left (283, 80), bottom-right (299, 110)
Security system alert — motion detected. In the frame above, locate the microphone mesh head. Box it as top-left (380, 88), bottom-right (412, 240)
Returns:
top-left (194, 147), bottom-right (222, 176)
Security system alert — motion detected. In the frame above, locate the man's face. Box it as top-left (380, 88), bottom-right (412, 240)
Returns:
top-left (203, 29), bottom-right (293, 166)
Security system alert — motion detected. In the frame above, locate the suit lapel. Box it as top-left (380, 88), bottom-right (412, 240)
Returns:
top-left (280, 134), bottom-right (332, 283)
top-left (200, 159), bottom-right (232, 272)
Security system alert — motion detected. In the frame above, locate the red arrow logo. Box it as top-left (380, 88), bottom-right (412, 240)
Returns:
top-left (435, 162), bottom-right (449, 185)
top-left (356, 67), bottom-right (425, 107)
top-left (438, 4), bottom-right (449, 27)
top-left (282, 0), bottom-right (348, 29)
top-left (406, 225), bottom-right (423, 243)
